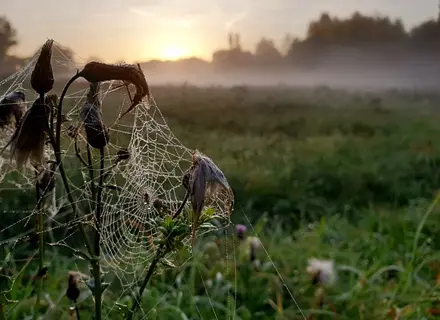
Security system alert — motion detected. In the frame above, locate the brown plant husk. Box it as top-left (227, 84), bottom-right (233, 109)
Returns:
top-left (7, 96), bottom-right (50, 169)
top-left (185, 150), bottom-right (233, 245)
top-left (0, 91), bottom-right (26, 129)
top-left (78, 62), bottom-right (150, 118)
top-left (31, 39), bottom-right (54, 94)
top-left (80, 82), bottom-right (109, 149)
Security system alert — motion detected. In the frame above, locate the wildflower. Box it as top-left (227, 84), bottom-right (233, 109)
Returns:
top-left (248, 236), bottom-right (260, 262)
top-left (77, 62), bottom-right (150, 119)
top-left (0, 91), bottom-right (26, 129)
top-left (306, 258), bottom-right (336, 286)
top-left (80, 82), bottom-right (109, 149)
top-left (5, 96), bottom-right (50, 169)
top-left (235, 224), bottom-right (247, 240)
top-left (185, 150), bottom-right (233, 245)
top-left (31, 39), bottom-right (54, 95)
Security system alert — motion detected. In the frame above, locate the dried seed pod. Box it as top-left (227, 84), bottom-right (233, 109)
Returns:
top-left (31, 39), bottom-right (54, 95)
top-left (78, 62), bottom-right (150, 118)
top-left (186, 150), bottom-right (233, 244)
top-left (0, 91), bottom-right (26, 129)
top-left (7, 96), bottom-right (49, 169)
top-left (80, 82), bottom-right (109, 149)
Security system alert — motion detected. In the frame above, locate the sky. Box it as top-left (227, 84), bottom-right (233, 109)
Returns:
top-left (2, 0), bottom-right (438, 63)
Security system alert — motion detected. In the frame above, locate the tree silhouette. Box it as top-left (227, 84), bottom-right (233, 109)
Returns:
top-left (0, 16), bottom-right (17, 66)
top-left (255, 38), bottom-right (282, 65)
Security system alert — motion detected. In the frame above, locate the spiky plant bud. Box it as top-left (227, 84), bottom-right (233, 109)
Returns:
top-left (80, 82), bottom-right (109, 149)
top-left (0, 91), bottom-right (26, 129)
top-left (78, 62), bottom-right (150, 118)
top-left (31, 39), bottom-right (54, 95)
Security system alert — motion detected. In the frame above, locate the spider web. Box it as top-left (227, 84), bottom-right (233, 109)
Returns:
top-left (0, 42), bottom-right (233, 287)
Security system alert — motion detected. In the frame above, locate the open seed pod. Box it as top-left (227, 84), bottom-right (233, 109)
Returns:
top-left (80, 82), bottom-right (109, 149)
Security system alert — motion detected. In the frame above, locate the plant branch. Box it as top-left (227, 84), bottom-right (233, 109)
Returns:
top-left (33, 176), bottom-right (44, 320)
top-left (52, 72), bottom-right (94, 257)
top-left (33, 93), bottom-right (46, 320)
top-left (93, 147), bottom-right (105, 320)
top-left (126, 245), bottom-right (166, 320)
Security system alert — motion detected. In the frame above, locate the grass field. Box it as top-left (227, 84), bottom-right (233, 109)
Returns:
top-left (3, 84), bottom-right (440, 319)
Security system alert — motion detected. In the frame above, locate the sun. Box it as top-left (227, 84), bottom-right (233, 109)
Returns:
top-left (161, 46), bottom-right (188, 60)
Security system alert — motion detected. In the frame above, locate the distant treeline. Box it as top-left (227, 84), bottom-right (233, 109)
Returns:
top-left (2, 11), bottom-right (440, 77)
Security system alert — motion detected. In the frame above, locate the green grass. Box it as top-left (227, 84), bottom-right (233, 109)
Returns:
top-left (3, 84), bottom-right (440, 319)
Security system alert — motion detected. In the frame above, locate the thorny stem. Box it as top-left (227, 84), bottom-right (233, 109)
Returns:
top-left (126, 245), bottom-right (166, 320)
top-left (93, 147), bottom-right (105, 320)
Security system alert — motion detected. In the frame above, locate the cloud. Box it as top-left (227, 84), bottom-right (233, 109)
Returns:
top-left (225, 11), bottom-right (248, 30)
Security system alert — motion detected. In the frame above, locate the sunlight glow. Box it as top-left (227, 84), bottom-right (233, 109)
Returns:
top-left (161, 45), bottom-right (189, 60)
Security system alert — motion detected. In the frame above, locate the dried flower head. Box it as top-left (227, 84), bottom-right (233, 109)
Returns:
top-left (36, 160), bottom-right (57, 192)
top-left (6, 96), bottom-right (50, 169)
top-left (235, 224), bottom-right (247, 240)
top-left (306, 258), bottom-right (336, 286)
top-left (31, 39), bottom-right (54, 94)
top-left (185, 150), bottom-right (233, 244)
top-left (0, 91), bottom-right (26, 129)
top-left (77, 62), bottom-right (150, 118)
top-left (80, 82), bottom-right (109, 149)
top-left (66, 271), bottom-right (81, 302)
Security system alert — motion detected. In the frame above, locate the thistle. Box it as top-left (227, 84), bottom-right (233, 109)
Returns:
top-left (185, 150), bottom-right (233, 245)
top-left (77, 62), bottom-right (150, 118)
top-left (80, 82), bottom-right (109, 149)
top-left (31, 39), bottom-right (54, 95)
top-left (0, 91), bottom-right (26, 129)
top-left (4, 96), bottom-right (50, 169)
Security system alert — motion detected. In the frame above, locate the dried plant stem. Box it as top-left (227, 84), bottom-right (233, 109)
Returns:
top-left (33, 94), bottom-right (45, 320)
top-left (33, 179), bottom-right (44, 319)
top-left (54, 73), bottom-right (94, 256)
top-left (74, 301), bottom-right (81, 320)
top-left (92, 147), bottom-right (105, 320)
top-left (126, 245), bottom-right (166, 320)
